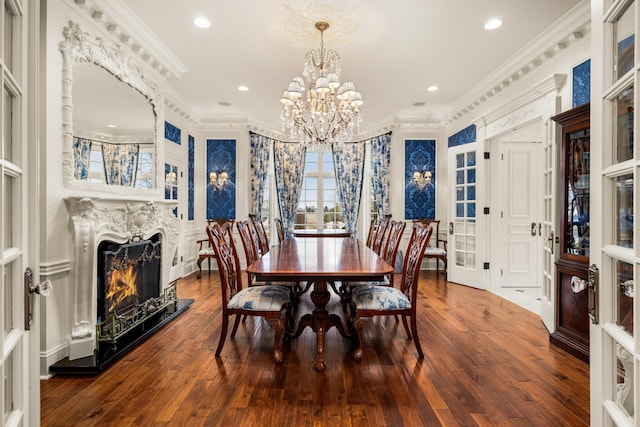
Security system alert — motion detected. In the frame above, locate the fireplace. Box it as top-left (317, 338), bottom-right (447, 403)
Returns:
top-left (50, 197), bottom-right (193, 375)
top-left (98, 237), bottom-right (162, 322)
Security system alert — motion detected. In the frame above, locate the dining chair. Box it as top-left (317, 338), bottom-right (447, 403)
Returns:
top-left (365, 217), bottom-right (377, 248)
top-left (371, 215), bottom-right (392, 256)
top-left (274, 217), bottom-right (285, 243)
top-left (236, 220), bottom-right (261, 286)
top-left (349, 223), bottom-right (433, 362)
top-left (249, 213), bottom-right (270, 255)
top-left (381, 220), bottom-right (407, 287)
top-left (414, 219), bottom-right (447, 279)
top-left (207, 222), bottom-right (293, 363)
top-left (196, 218), bottom-right (234, 279)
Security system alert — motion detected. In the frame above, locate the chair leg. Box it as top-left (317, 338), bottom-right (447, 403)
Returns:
top-left (401, 314), bottom-right (411, 339)
top-left (215, 314), bottom-right (229, 357)
top-left (410, 314), bottom-right (424, 358)
top-left (352, 316), bottom-right (369, 362)
top-left (266, 318), bottom-right (284, 363)
top-left (197, 258), bottom-right (203, 279)
top-left (230, 314), bottom-right (242, 337)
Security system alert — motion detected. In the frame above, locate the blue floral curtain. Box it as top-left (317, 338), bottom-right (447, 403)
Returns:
top-left (370, 132), bottom-right (392, 217)
top-left (332, 142), bottom-right (365, 234)
top-left (73, 136), bottom-right (92, 180)
top-left (102, 142), bottom-right (139, 186)
top-left (274, 141), bottom-right (306, 237)
top-left (249, 132), bottom-right (272, 216)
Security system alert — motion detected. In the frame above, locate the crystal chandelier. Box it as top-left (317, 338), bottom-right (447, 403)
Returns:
top-left (280, 21), bottom-right (363, 150)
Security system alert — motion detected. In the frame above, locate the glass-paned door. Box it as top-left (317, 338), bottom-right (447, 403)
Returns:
top-left (447, 144), bottom-right (483, 288)
top-left (1, 1), bottom-right (39, 425)
top-left (592, 1), bottom-right (640, 425)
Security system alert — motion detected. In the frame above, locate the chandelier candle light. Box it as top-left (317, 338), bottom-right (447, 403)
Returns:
top-left (280, 21), bottom-right (363, 150)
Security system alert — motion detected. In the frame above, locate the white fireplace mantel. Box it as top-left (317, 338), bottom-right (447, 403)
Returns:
top-left (64, 197), bottom-right (179, 359)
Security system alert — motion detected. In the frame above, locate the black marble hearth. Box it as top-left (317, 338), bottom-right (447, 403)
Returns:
top-left (49, 298), bottom-right (193, 375)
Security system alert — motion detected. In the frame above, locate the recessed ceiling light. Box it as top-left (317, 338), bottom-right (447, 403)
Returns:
top-left (484, 18), bottom-right (503, 30)
top-left (219, 101), bottom-right (231, 107)
top-left (107, 124), bottom-right (117, 128)
top-left (238, 85), bottom-right (249, 92)
top-left (427, 85), bottom-right (439, 92)
top-left (193, 16), bottom-right (211, 29)
top-left (413, 102), bottom-right (426, 107)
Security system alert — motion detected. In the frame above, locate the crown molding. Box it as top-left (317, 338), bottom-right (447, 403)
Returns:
top-left (70, 0), bottom-right (188, 80)
top-left (446, 1), bottom-right (590, 125)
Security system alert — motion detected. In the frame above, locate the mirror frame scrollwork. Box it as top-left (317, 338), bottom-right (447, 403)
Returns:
top-left (59, 21), bottom-right (163, 194)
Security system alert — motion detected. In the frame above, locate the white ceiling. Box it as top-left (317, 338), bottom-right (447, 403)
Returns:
top-left (118, 0), bottom-right (584, 134)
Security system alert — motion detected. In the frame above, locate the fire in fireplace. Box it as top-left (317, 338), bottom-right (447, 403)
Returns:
top-left (97, 236), bottom-right (162, 322)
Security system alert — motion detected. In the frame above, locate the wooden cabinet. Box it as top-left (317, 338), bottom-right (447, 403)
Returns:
top-left (550, 103), bottom-right (590, 363)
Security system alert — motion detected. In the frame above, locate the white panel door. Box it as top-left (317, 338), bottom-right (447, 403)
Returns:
top-left (492, 141), bottom-right (540, 288)
top-left (1, 1), bottom-right (39, 426)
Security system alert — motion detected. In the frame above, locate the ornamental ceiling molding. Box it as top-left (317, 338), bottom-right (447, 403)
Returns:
top-left (69, 0), bottom-right (188, 80)
top-left (283, 0), bottom-right (360, 44)
top-left (446, 1), bottom-right (590, 125)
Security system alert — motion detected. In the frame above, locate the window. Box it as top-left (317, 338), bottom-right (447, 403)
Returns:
top-left (86, 141), bottom-right (153, 188)
top-left (295, 151), bottom-right (344, 230)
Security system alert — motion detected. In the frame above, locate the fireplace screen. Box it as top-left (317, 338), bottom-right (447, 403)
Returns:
top-left (98, 238), bottom-right (161, 322)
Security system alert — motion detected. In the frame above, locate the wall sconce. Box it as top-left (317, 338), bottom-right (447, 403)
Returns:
top-left (165, 171), bottom-right (177, 185)
top-left (412, 170), bottom-right (433, 190)
top-left (209, 171), bottom-right (229, 191)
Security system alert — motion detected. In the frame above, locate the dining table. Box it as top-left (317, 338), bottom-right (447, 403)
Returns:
top-left (291, 229), bottom-right (353, 238)
top-left (246, 236), bottom-right (393, 372)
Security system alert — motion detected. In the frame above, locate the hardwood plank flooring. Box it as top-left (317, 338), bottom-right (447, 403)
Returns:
top-left (41, 271), bottom-right (590, 426)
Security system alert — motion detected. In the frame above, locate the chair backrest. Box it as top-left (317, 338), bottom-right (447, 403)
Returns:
top-left (400, 224), bottom-right (433, 304)
top-left (207, 222), bottom-right (243, 309)
top-left (365, 218), bottom-right (377, 248)
top-left (383, 220), bottom-right (406, 269)
top-left (236, 220), bottom-right (259, 266)
top-left (371, 215), bottom-right (392, 256)
top-left (413, 219), bottom-right (441, 247)
top-left (249, 214), bottom-right (270, 255)
top-left (274, 217), bottom-right (285, 243)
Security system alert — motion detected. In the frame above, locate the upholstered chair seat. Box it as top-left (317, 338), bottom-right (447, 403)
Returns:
top-left (228, 285), bottom-right (292, 311)
top-left (351, 285), bottom-right (410, 311)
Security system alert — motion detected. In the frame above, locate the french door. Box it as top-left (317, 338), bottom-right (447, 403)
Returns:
top-left (447, 143), bottom-right (485, 288)
top-left (1, 1), bottom-right (40, 426)
top-left (591, 1), bottom-right (640, 425)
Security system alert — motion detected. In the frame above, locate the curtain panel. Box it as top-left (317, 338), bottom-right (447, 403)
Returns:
top-left (249, 132), bottom-right (272, 216)
top-left (332, 142), bottom-right (365, 234)
top-left (369, 132), bottom-right (392, 218)
top-left (102, 142), bottom-right (140, 186)
top-left (73, 136), bottom-right (92, 180)
top-left (273, 141), bottom-right (306, 237)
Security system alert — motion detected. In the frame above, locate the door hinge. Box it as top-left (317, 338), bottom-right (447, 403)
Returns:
top-left (483, 262), bottom-right (490, 270)
top-left (484, 152), bottom-right (490, 159)
top-left (484, 207), bottom-right (490, 215)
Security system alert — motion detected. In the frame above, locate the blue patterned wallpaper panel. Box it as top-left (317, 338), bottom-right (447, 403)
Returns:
top-left (188, 135), bottom-right (195, 221)
top-left (164, 121), bottom-right (181, 145)
top-left (572, 59), bottom-right (590, 108)
top-left (206, 139), bottom-right (236, 220)
top-left (404, 139), bottom-right (436, 220)
top-left (448, 124), bottom-right (476, 148)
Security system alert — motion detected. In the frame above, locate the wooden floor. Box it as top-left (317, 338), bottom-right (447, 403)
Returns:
top-left (41, 270), bottom-right (590, 427)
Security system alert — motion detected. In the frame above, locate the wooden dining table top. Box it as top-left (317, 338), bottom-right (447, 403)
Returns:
top-left (291, 229), bottom-right (353, 238)
top-left (246, 237), bottom-right (393, 282)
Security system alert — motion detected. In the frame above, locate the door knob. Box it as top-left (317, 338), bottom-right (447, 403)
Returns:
top-left (24, 267), bottom-right (52, 330)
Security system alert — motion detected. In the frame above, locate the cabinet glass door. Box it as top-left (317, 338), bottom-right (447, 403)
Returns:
top-left (564, 128), bottom-right (590, 257)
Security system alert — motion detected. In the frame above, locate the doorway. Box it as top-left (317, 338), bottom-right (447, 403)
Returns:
top-left (489, 124), bottom-right (544, 314)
